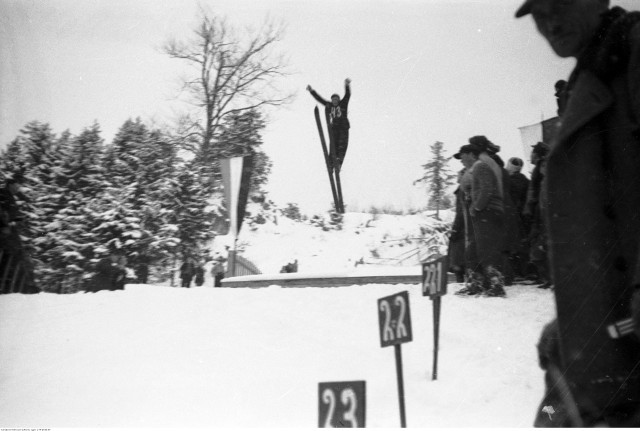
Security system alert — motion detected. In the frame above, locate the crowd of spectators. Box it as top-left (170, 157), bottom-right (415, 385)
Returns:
top-left (447, 135), bottom-right (550, 298)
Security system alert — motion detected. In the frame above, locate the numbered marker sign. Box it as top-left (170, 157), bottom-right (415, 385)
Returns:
top-left (318, 381), bottom-right (366, 428)
top-left (378, 291), bottom-right (413, 348)
top-left (422, 256), bottom-right (448, 298)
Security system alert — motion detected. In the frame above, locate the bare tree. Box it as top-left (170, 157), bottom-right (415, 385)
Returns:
top-left (163, 12), bottom-right (293, 163)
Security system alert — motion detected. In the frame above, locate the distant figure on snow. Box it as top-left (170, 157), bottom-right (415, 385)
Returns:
top-left (280, 259), bottom-right (298, 274)
top-left (88, 250), bottom-right (126, 292)
top-left (180, 257), bottom-right (196, 288)
top-left (194, 262), bottom-right (205, 287)
top-left (211, 257), bottom-right (226, 287)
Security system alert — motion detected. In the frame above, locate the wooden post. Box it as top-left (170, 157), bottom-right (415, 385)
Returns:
top-left (395, 344), bottom-right (407, 428)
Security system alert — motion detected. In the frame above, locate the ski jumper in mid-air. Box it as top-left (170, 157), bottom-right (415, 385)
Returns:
top-left (307, 78), bottom-right (351, 171)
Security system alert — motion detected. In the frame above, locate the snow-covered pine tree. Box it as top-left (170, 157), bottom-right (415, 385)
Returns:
top-left (216, 109), bottom-right (272, 196)
top-left (128, 129), bottom-right (182, 283)
top-left (170, 162), bottom-right (216, 260)
top-left (101, 119), bottom-right (185, 284)
top-left (36, 122), bottom-right (109, 293)
top-left (414, 141), bottom-right (456, 220)
top-left (103, 118), bottom-right (147, 188)
top-left (1, 122), bottom-right (65, 292)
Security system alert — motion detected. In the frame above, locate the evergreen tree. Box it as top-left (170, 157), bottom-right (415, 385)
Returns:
top-left (1, 122), bottom-right (64, 291)
top-left (35, 123), bottom-right (109, 292)
top-left (101, 119), bottom-right (185, 283)
top-left (216, 109), bottom-right (272, 196)
top-left (169, 163), bottom-right (216, 259)
top-left (3, 122), bottom-right (112, 293)
top-left (414, 141), bottom-right (456, 220)
top-left (103, 118), bottom-right (148, 188)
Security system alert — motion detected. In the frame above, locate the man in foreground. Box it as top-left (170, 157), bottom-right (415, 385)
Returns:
top-left (516, 0), bottom-right (640, 426)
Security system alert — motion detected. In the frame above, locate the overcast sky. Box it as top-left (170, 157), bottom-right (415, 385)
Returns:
top-left (2, 0), bottom-right (636, 214)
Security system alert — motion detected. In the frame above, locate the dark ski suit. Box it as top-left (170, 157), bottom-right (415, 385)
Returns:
top-left (310, 82), bottom-right (351, 166)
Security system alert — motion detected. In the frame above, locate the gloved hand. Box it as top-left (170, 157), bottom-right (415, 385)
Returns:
top-left (537, 319), bottom-right (561, 370)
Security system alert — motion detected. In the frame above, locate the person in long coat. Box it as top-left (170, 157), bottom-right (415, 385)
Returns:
top-left (524, 142), bottom-right (550, 287)
top-left (517, 0), bottom-right (640, 426)
top-left (506, 157), bottom-right (530, 279)
top-left (489, 152), bottom-right (519, 286)
top-left (468, 136), bottom-right (507, 297)
top-left (447, 169), bottom-right (467, 283)
top-left (453, 141), bottom-right (506, 297)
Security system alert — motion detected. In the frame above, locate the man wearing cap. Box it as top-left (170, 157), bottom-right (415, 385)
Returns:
top-left (453, 143), bottom-right (506, 297)
top-left (307, 78), bottom-right (351, 171)
top-left (517, 0), bottom-right (640, 426)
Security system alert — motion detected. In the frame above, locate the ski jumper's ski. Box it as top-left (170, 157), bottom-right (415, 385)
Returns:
top-left (314, 106), bottom-right (340, 212)
top-left (324, 110), bottom-right (344, 213)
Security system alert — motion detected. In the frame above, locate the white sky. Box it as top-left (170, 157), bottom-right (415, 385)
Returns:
top-left (1, 0), bottom-right (636, 214)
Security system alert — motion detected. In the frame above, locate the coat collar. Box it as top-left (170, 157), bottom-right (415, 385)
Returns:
top-left (552, 71), bottom-right (613, 154)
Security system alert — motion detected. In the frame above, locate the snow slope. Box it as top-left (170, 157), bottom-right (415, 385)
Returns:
top-left (0, 212), bottom-right (557, 428)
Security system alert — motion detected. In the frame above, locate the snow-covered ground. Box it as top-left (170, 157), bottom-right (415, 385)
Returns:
top-left (0, 212), bottom-right (557, 428)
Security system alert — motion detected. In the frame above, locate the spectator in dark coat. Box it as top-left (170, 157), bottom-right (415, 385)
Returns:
top-left (307, 78), bottom-right (352, 171)
top-left (524, 142), bottom-right (550, 287)
top-left (456, 147), bottom-right (479, 290)
top-left (453, 140), bottom-right (506, 297)
top-left (506, 157), bottom-right (530, 279)
top-left (194, 263), bottom-right (205, 287)
top-left (467, 136), bottom-right (507, 297)
top-left (506, 157), bottom-right (529, 214)
top-left (87, 251), bottom-right (125, 292)
top-left (113, 255), bottom-right (127, 290)
top-left (517, 0), bottom-right (640, 426)
top-left (180, 258), bottom-right (196, 288)
top-left (447, 169), bottom-right (467, 283)
top-left (491, 153), bottom-right (519, 286)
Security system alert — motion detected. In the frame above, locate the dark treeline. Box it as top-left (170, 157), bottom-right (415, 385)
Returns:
top-left (0, 112), bottom-right (271, 294)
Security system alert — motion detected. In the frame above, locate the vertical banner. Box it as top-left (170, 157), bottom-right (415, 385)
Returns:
top-left (517, 121), bottom-right (542, 173)
top-left (220, 155), bottom-right (253, 277)
top-left (220, 157), bottom-right (242, 238)
top-left (518, 117), bottom-right (559, 173)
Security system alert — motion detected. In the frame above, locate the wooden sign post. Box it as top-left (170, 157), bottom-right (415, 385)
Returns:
top-left (378, 290), bottom-right (413, 428)
top-left (421, 256), bottom-right (448, 381)
top-left (318, 381), bottom-right (366, 428)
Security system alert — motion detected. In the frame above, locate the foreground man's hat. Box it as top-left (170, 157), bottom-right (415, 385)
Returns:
top-left (515, 0), bottom-right (534, 18)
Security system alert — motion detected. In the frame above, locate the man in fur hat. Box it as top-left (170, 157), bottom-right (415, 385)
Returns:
top-left (307, 78), bottom-right (352, 172)
top-left (517, 0), bottom-right (640, 426)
